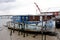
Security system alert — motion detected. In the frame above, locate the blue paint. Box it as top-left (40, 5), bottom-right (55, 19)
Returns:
top-left (12, 16), bottom-right (20, 23)
top-left (24, 21), bottom-right (40, 24)
top-left (12, 16), bottom-right (29, 23)
top-left (12, 15), bottom-right (40, 24)
top-left (20, 16), bottom-right (29, 22)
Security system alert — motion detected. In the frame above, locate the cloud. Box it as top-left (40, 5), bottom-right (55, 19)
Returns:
top-left (35, 0), bottom-right (60, 9)
top-left (8, 0), bottom-right (38, 15)
top-left (0, 2), bottom-right (16, 11)
top-left (0, 0), bottom-right (15, 3)
top-left (0, 0), bottom-right (60, 15)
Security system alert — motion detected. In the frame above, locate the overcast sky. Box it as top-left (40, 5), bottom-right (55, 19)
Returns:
top-left (0, 0), bottom-right (60, 15)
